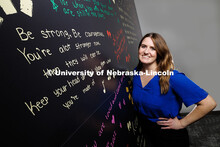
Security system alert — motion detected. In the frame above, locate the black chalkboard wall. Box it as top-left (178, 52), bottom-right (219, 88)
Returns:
top-left (0, 0), bottom-right (142, 146)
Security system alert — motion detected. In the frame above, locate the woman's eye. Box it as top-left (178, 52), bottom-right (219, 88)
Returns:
top-left (141, 45), bottom-right (146, 48)
top-left (151, 47), bottom-right (155, 50)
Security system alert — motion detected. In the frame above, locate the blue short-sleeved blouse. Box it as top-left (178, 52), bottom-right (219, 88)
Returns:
top-left (132, 69), bottom-right (208, 122)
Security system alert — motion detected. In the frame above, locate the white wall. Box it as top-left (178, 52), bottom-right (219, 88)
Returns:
top-left (134, 0), bottom-right (220, 112)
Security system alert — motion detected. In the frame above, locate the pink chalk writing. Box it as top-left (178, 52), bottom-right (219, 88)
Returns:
top-left (110, 130), bottom-right (117, 147)
top-left (123, 98), bottom-right (126, 105)
top-left (111, 115), bottom-right (115, 124)
top-left (118, 101), bottom-right (121, 109)
top-left (98, 122), bottom-right (105, 137)
top-left (106, 130), bottom-right (117, 147)
top-left (86, 140), bottom-right (97, 147)
top-left (119, 122), bottom-right (122, 128)
top-left (88, 76), bottom-right (127, 146)
top-left (105, 76), bottom-right (124, 120)
top-left (91, 140), bottom-right (97, 147)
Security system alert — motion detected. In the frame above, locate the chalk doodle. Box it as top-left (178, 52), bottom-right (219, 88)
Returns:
top-left (106, 29), bottom-right (131, 63)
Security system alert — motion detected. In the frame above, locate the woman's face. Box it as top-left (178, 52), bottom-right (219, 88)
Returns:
top-left (138, 37), bottom-right (157, 67)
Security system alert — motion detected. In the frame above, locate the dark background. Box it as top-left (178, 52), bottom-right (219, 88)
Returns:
top-left (0, 0), bottom-right (142, 146)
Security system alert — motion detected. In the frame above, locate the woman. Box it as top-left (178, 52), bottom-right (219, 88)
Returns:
top-left (132, 33), bottom-right (217, 147)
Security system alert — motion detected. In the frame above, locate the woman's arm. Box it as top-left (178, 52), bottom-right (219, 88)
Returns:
top-left (157, 95), bottom-right (217, 130)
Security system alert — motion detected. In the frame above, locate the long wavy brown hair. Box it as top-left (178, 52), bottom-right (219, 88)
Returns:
top-left (137, 33), bottom-right (174, 94)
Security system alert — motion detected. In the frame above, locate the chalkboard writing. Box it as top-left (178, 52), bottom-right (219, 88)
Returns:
top-left (1, 0), bottom-right (142, 146)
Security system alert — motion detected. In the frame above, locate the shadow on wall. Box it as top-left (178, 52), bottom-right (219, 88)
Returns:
top-left (182, 111), bottom-right (220, 147)
top-left (131, 111), bottom-right (220, 147)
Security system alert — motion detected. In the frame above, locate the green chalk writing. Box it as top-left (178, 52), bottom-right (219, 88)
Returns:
top-left (49, 0), bottom-right (115, 19)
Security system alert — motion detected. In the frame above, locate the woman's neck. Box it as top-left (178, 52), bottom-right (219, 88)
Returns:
top-left (142, 63), bottom-right (158, 72)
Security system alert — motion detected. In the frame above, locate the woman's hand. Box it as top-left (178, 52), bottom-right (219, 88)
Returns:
top-left (157, 95), bottom-right (217, 130)
top-left (156, 117), bottom-right (185, 130)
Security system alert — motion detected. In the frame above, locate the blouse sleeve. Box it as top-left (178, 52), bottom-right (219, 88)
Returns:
top-left (170, 70), bottom-right (208, 107)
